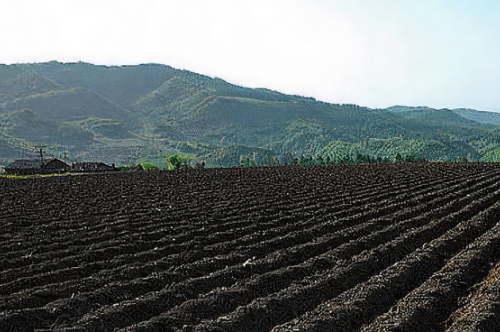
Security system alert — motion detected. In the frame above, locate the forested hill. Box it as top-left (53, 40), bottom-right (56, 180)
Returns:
top-left (1, 61), bottom-right (500, 167)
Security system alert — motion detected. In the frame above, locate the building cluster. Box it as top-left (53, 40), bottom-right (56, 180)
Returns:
top-left (3, 158), bottom-right (119, 175)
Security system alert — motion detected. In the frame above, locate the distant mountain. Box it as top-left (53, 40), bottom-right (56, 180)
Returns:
top-left (1, 61), bottom-right (500, 166)
top-left (452, 108), bottom-right (500, 126)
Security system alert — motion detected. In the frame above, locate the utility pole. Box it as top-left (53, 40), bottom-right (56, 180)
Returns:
top-left (34, 145), bottom-right (47, 166)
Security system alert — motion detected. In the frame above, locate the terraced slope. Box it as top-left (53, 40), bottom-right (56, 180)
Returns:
top-left (1, 163), bottom-right (500, 331)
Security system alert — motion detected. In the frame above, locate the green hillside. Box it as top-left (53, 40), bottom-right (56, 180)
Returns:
top-left (31, 61), bottom-right (177, 108)
top-left (1, 61), bottom-right (500, 166)
top-left (2, 88), bottom-right (133, 122)
top-left (453, 108), bottom-right (500, 126)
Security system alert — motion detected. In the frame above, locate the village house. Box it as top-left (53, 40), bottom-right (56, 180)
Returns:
top-left (71, 162), bottom-right (119, 173)
top-left (5, 158), bottom-right (71, 175)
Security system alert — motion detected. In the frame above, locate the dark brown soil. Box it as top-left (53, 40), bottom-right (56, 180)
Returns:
top-left (0, 163), bottom-right (499, 332)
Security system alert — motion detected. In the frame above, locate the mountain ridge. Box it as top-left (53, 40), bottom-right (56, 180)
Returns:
top-left (1, 61), bottom-right (500, 166)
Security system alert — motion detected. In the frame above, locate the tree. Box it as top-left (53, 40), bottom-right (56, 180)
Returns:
top-left (395, 153), bottom-right (404, 163)
top-left (166, 154), bottom-right (191, 170)
top-left (239, 155), bottom-right (258, 167)
top-left (404, 154), bottom-right (415, 162)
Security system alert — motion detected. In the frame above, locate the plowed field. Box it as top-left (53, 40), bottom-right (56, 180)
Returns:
top-left (1, 163), bottom-right (500, 331)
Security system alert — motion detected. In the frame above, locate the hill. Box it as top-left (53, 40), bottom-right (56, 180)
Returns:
top-left (453, 108), bottom-right (500, 126)
top-left (1, 61), bottom-right (500, 165)
top-left (1, 87), bottom-right (133, 122)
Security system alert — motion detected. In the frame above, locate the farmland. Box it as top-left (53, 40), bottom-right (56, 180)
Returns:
top-left (1, 163), bottom-right (500, 331)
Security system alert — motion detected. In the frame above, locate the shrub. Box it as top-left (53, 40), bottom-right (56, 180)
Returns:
top-left (139, 162), bottom-right (158, 170)
top-left (166, 154), bottom-right (191, 170)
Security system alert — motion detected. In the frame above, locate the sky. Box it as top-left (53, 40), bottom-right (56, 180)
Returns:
top-left (1, 0), bottom-right (499, 111)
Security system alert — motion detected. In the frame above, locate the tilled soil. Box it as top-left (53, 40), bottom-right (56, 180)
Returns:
top-left (1, 163), bottom-right (500, 331)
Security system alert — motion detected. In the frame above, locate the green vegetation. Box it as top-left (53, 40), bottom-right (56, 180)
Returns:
top-left (118, 165), bottom-right (134, 171)
top-left (139, 162), bottom-right (158, 170)
top-left (0, 173), bottom-right (70, 180)
top-left (165, 153), bottom-right (193, 170)
top-left (480, 147), bottom-right (500, 162)
top-left (2, 62), bottom-right (500, 166)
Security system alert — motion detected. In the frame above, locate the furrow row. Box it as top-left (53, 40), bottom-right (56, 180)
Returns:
top-left (106, 172), bottom-right (500, 332)
top-left (0, 167), bottom-right (474, 296)
top-left (444, 261), bottom-right (500, 332)
top-left (0, 166), bottom-right (454, 264)
top-left (362, 221), bottom-right (500, 331)
top-left (272, 194), bottom-right (500, 332)
top-left (0, 173), bottom-right (479, 330)
top-left (51, 177), bottom-right (500, 331)
top-left (192, 184), bottom-right (500, 332)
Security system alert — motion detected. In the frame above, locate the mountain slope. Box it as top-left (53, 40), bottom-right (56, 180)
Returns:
top-left (2, 87), bottom-right (133, 122)
top-left (31, 61), bottom-right (177, 108)
top-left (453, 108), bottom-right (500, 126)
top-left (0, 67), bottom-right (64, 107)
top-left (1, 61), bottom-right (500, 166)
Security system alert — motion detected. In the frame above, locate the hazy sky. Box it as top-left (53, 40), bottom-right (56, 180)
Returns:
top-left (1, 0), bottom-right (499, 111)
